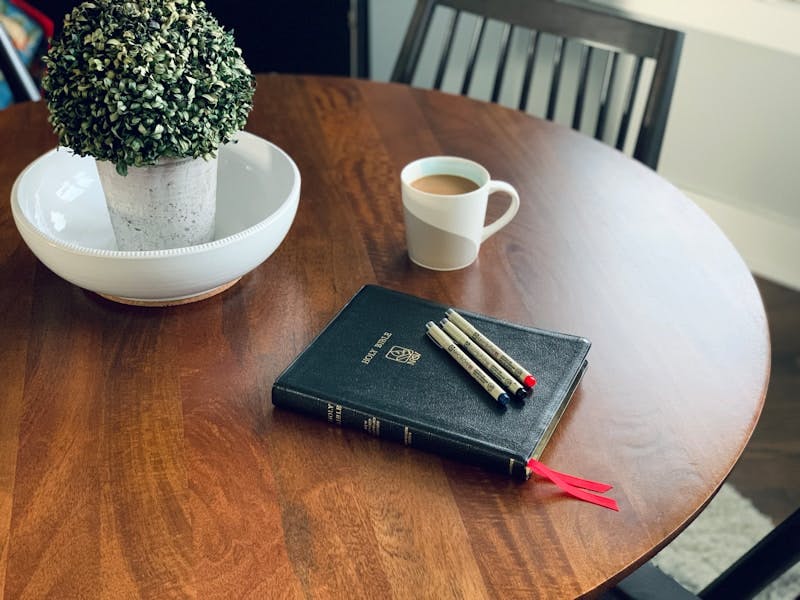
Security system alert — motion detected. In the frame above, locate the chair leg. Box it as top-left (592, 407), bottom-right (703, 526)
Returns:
top-left (699, 507), bottom-right (800, 600)
top-left (602, 562), bottom-right (699, 600)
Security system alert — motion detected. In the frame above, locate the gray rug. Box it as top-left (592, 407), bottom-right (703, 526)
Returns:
top-left (652, 483), bottom-right (800, 599)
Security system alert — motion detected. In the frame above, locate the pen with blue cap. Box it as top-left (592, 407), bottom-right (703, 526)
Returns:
top-left (440, 317), bottom-right (528, 400)
top-left (425, 321), bottom-right (510, 407)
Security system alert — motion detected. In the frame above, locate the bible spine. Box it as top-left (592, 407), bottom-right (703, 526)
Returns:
top-left (271, 384), bottom-right (530, 480)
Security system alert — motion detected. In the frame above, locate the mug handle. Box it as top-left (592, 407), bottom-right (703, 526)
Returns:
top-left (481, 180), bottom-right (520, 242)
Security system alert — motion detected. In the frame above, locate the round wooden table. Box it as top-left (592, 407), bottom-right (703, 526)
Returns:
top-left (0, 75), bottom-right (769, 598)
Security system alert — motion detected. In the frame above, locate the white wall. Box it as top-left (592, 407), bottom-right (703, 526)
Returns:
top-left (368, 0), bottom-right (800, 290)
top-left (658, 30), bottom-right (800, 290)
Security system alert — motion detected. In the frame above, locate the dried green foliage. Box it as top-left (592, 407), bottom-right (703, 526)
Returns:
top-left (42, 0), bottom-right (255, 175)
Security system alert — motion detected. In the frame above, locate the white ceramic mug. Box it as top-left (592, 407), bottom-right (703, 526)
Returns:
top-left (401, 156), bottom-right (520, 270)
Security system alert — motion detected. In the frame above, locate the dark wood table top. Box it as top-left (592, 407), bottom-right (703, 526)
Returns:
top-left (0, 74), bottom-right (769, 598)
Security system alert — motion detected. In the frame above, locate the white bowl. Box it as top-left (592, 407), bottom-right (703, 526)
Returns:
top-left (11, 131), bottom-right (300, 304)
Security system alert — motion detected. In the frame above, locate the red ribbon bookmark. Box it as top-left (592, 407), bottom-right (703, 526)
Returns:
top-left (527, 459), bottom-right (619, 511)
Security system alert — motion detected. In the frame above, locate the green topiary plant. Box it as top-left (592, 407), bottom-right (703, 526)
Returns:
top-left (42, 0), bottom-right (255, 175)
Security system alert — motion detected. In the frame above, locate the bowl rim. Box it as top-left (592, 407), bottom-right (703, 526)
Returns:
top-left (10, 131), bottom-right (301, 261)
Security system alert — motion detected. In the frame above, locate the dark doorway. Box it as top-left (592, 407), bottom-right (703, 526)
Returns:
top-left (36, 1), bottom-right (368, 77)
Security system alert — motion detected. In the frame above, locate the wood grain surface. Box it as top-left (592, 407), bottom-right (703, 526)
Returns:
top-left (0, 75), bottom-right (769, 599)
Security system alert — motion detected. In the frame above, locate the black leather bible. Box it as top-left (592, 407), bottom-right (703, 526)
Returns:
top-left (272, 285), bottom-right (590, 479)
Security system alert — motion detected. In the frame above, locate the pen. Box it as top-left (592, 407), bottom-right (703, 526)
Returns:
top-left (445, 308), bottom-right (537, 389)
top-left (440, 318), bottom-right (529, 400)
top-left (425, 321), bottom-right (510, 407)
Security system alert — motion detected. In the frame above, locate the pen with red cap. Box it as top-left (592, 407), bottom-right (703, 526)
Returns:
top-left (445, 308), bottom-right (537, 390)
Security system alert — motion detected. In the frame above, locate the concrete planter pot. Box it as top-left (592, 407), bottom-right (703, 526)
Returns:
top-left (96, 155), bottom-right (218, 251)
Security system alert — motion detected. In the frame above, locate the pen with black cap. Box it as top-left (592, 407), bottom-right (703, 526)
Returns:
top-left (425, 321), bottom-right (510, 407)
top-left (440, 317), bottom-right (528, 400)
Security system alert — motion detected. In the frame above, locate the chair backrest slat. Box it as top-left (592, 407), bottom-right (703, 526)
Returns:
top-left (434, 9), bottom-right (462, 89)
top-left (490, 23), bottom-right (514, 103)
top-left (390, 0), bottom-right (437, 84)
top-left (595, 52), bottom-right (619, 140)
top-left (391, 0), bottom-right (683, 169)
top-left (545, 36), bottom-right (565, 121)
top-left (634, 30), bottom-right (683, 168)
top-left (517, 30), bottom-right (540, 111)
top-left (572, 45), bottom-right (593, 130)
top-left (615, 55), bottom-right (643, 151)
top-left (461, 17), bottom-right (488, 95)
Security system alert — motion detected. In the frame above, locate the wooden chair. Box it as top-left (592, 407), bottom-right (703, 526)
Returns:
top-left (390, 0), bottom-right (683, 170)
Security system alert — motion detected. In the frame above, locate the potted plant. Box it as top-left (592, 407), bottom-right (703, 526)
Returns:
top-left (41, 0), bottom-right (255, 251)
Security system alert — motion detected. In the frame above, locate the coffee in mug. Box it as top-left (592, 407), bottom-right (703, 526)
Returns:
top-left (401, 156), bottom-right (520, 271)
top-left (410, 174), bottom-right (479, 195)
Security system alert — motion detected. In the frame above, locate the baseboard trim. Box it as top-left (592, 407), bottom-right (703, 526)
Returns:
top-left (684, 190), bottom-right (800, 292)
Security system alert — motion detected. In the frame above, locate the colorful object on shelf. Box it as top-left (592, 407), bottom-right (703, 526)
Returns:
top-left (0, 0), bottom-right (53, 107)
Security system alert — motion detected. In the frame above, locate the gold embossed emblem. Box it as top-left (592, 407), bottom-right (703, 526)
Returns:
top-left (385, 345), bottom-right (420, 365)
